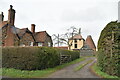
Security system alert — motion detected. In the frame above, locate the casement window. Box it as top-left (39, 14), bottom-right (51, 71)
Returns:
top-left (38, 42), bottom-right (43, 46)
top-left (30, 42), bottom-right (33, 46)
top-left (75, 44), bottom-right (77, 48)
top-left (48, 42), bottom-right (51, 47)
top-left (20, 43), bottom-right (25, 47)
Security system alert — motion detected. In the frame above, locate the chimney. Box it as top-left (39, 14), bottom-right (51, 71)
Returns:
top-left (8, 5), bottom-right (16, 26)
top-left (0, 12), bottom-right (4, 23)
top-left (78, 28), bottom-right (81, 34)
top-left (31, 24), bottom-right (35, 33)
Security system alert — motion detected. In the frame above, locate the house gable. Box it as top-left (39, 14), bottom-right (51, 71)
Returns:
top-left (18, 28), bottom-right (35, 46)
top-left (35, 31), bottom-right (53, 47)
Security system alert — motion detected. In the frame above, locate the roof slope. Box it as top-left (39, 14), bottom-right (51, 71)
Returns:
top-left (85, 35), bottom-right (96, 50)
top-left (18, 28), bottom-right (35, 41)
top-left (69, 34), bottom-right (83, 40)
top-left (0, 22), bottom-right (35, 41)
top-left (0, 21), bottom-right (8, 28)
top-left (35, 31), bottom-right (51, 42)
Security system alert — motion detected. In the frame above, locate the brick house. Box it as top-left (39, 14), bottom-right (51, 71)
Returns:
top-left (31, 24), bottom-right (53, 47)
top-left (0, 5), bottom-right (20, 46)
top-left (0, 5), bottom-right (53, 47)
top-left (35, 31), bottom-right (53, 47)
top-left (18, 28), bottom-right (36, 46)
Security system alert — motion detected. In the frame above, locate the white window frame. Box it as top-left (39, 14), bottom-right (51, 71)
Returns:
top-left (38, 42), bottom-right (43, 46)
top-left (20, 43), bottom-right (25, 47)
top-left (30, 42), bottom-right (33, 46)
top-left (48, 42), bottom-right (51, 47)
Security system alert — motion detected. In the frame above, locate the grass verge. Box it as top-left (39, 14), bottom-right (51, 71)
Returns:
top-left (2, 57), bottom-right (85, 78)
top-left (74, 59), bottom-right (93, 71)
top-left (91, 63), bottom-right (119, 79)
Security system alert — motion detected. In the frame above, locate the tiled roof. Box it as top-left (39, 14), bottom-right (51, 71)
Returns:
top-left (0, 21), bottom-right (8, 28)
top-left (18, 28), bottom-right (35, 41)
top-left (0, 21), bottom-right (50, 43)
top-left (85, 35), bottom-right (96, 50)
top-left (69, 34), bottom-right (83, 40)
top-left (35, 31), bottom-right (49, 42)
top-left (18, 28), bottom-right (28, 37)
top-left (0, 22), bottom-right (21, 40)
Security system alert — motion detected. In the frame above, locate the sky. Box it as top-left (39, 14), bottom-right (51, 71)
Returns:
top-left (0, 0), bottom-right (119, 47)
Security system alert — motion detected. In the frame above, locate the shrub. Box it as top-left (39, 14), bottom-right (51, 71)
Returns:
top-left (97, 21), bottom-right (120, 77)
top-left (2, 46), bottom-right (79, 70)
top-left (59, 49), bottom-right (79, 61)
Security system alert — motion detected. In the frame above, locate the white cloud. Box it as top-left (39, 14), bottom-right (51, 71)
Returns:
top-left (0, 0), bottom-right (119, 46)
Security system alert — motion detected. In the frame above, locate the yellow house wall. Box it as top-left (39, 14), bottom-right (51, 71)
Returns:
top-left (68, 39), bottom-right (84, 50)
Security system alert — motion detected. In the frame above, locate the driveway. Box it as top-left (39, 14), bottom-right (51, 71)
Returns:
top-left (47, 57), bottom-right (99, 78)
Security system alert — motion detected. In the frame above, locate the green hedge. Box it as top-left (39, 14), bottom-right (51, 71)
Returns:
top-left (2, 47), bottom-right (79, 70)
top-left (59, 49), bottom-right (79, 61)
top-left (97, 21), bottom-right (120, 77)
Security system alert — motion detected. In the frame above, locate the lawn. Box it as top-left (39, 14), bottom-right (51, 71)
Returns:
top-left (91, 63), bottom-right (119, 79)
top-left (2, 57), bottom-right (85, 78)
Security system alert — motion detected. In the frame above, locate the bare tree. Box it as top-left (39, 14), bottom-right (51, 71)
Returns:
top-left (60, 26), bottom-right (78, 49)
top-left (52, 26), bottom-right (80, 49)
top-left (52, 34), bottom-right (65, 47)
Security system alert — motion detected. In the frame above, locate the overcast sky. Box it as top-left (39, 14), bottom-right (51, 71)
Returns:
top-left (0, 0), bottom-right (119, 46)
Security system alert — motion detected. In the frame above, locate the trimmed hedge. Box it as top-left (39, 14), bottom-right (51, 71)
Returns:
top-left (2, 47), bottom-right (79, 70)
top-left (59, 49), bottom-right (79, 61)
top-left (97, 21), bottom-right (120, 77)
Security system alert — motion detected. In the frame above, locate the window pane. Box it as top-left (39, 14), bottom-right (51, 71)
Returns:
top-left (75, 44), bottom-right (77, 48)
top-left (38, 43), bottom-right (42, 46)
top-left (30, 42), bottom-right (33, 46)
top-left (48, 42), bottom-right (51, 47)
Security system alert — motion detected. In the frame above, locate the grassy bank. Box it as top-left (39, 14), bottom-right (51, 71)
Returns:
top-left (91, 63), bottom-right (119, 79)
top-left (2, 57), bottom-right (85, 78)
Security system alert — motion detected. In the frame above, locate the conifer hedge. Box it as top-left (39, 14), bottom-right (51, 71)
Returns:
top-left (2, 47), bottom-right (79, 70)
top-left (97, 21), bottom-right (120, 77)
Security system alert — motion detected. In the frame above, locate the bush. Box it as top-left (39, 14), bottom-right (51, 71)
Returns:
top-left (59, 49), bottom-right (79, 61)
top-left (2, 46), bottom-right (79, 70)
top-left (97, 21), bottom-right (120, 77)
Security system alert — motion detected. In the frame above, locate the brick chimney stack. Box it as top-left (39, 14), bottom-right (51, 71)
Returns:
top-left (8, 5), bottom-right (16, 26)
top-left (31, 24), bottom-right (36, 33)
top-left (0, 12), bottom-right (4, 23)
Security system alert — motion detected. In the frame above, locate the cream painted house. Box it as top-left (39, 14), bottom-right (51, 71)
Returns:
top-left (68, 34), bottom-right (85, 50)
